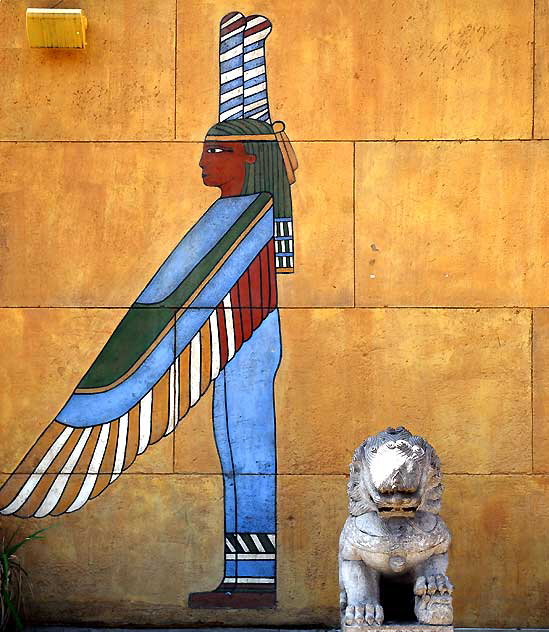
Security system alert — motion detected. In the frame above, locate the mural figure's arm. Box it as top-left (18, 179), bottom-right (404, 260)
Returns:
top-left (0, 192), bottom-right (276, 518)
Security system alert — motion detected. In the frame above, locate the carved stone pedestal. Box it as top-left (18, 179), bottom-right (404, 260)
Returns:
top-left (341, 624), bottom-right (453, 632)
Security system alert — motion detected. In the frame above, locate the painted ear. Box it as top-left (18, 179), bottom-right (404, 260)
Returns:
top-left (245, 153), bottom-right (257, 164)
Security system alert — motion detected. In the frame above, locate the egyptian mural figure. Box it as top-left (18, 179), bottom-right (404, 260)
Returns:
top-left (0, 13), bottom-right (296, 610)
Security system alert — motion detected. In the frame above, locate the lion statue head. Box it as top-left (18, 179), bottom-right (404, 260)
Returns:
top-left (348, 426), bottom-right (443, 517)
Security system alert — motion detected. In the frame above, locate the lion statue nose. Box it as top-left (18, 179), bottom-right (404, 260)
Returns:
top-left (391, 471), bottom-right (404, 490)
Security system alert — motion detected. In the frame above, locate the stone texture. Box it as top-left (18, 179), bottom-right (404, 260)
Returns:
top-left (356, 142), bottom-right (549, 307)
top-left (280, 474), bottom-right (549, 628)
top-left (0, 0), bottom-right (175, 141)
top-left (2, 474), bottom-right (548, 627)
top-left (444, 475), bottom-right (549, 628)
top-left (274, 475), bottom-right (347, 625)
top-left (177, 0), bottom-right (531, 141)
top-left (1, 474), bottom-right (344, 627)
top-left (276, 308), bottom-right (531, 475)
top-left (0, 308), bottom-right (174, 474)
top-left (533, 309), bottom-right (549, 472)
top-left (535, 1), bottom-right (549, 138)
top-left (276, 142), bottom-right (354, 308)
top-left (0, 142), bottom-right (215, 307)
top-left (0, 1), bottom-right (544, 627)
top-left (0, 475), bottom-right (225, 625)
top-left (2, 475), bottom-right (345, 627)
top-left (0, 142), bottom-right (351, 308)
top-left (174, 391), bottom-right (220, 474)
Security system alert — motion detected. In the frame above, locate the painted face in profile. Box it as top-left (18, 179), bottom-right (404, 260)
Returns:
top-left (199, 141), bottom-right (257, 197)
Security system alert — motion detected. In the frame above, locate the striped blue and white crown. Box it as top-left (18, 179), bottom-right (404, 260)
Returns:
top-left (219, 12), bottom-right (272, 123)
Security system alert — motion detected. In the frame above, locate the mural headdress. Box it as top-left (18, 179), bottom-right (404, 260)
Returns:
top-left (207, 12), bottom-right (298, 185)
top-left (206, 12), bottom-right (297, 274)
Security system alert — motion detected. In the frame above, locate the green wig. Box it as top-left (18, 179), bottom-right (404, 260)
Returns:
top-left (205, 118), bottom-right (293, 221)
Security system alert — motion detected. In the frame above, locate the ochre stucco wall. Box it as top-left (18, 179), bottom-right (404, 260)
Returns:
top-left (0, 0), bottom-right (548, 627)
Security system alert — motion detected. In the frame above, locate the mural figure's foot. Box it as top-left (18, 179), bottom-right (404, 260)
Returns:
top-left (188, 581), bottom-right (276, 609)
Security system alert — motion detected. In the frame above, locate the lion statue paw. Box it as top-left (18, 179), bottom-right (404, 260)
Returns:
top-left (414, 575), bottom-right (454, 625)
top-left (344, 603), bottom-right (384, 627)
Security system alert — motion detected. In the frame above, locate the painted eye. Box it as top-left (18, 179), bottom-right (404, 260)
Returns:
top-left (207, 148), bottom-right (224, 153)
top-left (370, 447), bottom-right (377, 454)
top-left (386, 441), bottom-right (396, 449)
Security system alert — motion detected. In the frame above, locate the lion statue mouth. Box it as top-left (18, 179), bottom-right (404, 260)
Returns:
top-left (370, 490), bottom-right (422, 516)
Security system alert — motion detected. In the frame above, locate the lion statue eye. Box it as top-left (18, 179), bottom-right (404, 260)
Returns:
top-left (386, 442), bottom-right (396, 449)
top-left (370, 447), bottom-right (377, 454)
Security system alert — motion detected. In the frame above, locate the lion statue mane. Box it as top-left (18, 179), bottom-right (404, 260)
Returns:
top-left (339, 426), bottom-right (453, 628)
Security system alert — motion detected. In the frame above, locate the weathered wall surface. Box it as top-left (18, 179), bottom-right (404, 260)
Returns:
top-left (0, 0), bottom-right (548, 627)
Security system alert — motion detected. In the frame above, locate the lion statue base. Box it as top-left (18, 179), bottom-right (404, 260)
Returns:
top-left (339, 427), bottom-right (454, 629)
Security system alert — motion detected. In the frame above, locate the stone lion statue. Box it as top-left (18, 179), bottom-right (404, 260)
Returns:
top-left (339, 426), bottom-right (453, 628)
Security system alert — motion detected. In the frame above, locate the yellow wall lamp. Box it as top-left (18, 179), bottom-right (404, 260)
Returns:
top-left (26, 8), bottom-right (87, 49)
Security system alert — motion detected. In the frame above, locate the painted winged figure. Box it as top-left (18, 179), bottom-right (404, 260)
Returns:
top-left (0, 12), bottom-right (297, 609)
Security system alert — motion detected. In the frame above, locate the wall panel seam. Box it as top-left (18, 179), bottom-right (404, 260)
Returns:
top-left (533, 0), bottom-right (537, 138)
top-left (0, 306), bottom-right (542, 310)
top-left (3, 138), bottom-right (549, 144)
top-left (531, 308), bottom-right (535, 473)
top-left (352, 141), bottom-right (356, 308)
top-left (174, 0), bottom-right (178, 141)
